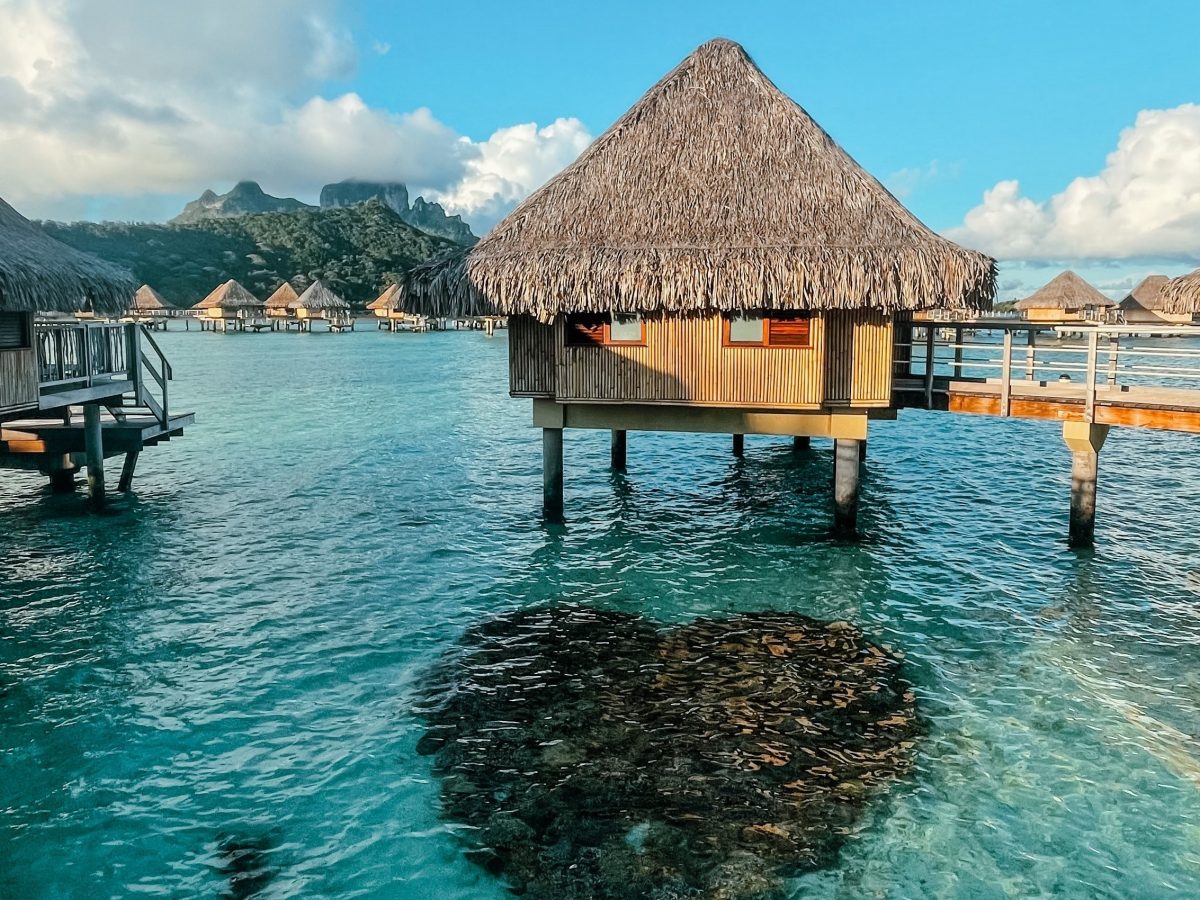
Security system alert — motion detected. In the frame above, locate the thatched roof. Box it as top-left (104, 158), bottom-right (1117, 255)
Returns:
top-left (400, 38), bottom-right (995, 321)
top-left (1014, 271), bottom-right (1114, 311)
top-left (1118, 276), bottom-right (1171, 319)
top-left (368, 283), bottom-right (400, 311)
top-left (1161, 269), bottom-right (1200, 315)
top-left (0, 196), bottom-right (137, 314)
top-left (291, 279), bottom-right (349, 311)
top-left (265, 281), bottom-right (300, 310)
top-left (131, 284), bottom-right (170, 312)
top-left (193, 279), bottom-right (262, 310)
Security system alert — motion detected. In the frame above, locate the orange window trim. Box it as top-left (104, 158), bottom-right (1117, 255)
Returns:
top-left (722, 313), bottom-right (812, 349)
top-left (565, 314), bottom-right (647, 347)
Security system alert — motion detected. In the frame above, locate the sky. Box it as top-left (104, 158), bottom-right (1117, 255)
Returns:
top-left (2, 0), bottom-right (1200, 300)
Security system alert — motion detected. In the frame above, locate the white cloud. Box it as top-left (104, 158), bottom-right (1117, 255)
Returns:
top-left (427, 119), bottom-right (593, 231)
top-left (885, 160), bottom-right (959, 199)
top-left (0, 0), bottom-right (591, 231)
top-left (949, 104), bottom-right (1200, 260)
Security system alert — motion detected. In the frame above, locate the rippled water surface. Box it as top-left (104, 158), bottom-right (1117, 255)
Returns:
top-left (2, 328), bottom-right (1199, 898)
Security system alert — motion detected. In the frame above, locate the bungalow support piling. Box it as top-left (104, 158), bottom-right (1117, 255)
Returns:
top-left (118, 450), bottom-right (140, 492)
top-left (793, 436), bottom-right (810, 452)
top-left (611, 430), bottom-right (627, 469)
top-left (543, 427), bottom-right (564, 514)
top-left (833, 438), bottom-right (861, 537)
top-left (1063, 421), bottom-right (1109, 548)
top-left (83, 403), bottom-right (105, 509)
top-left (732, 434), bottom-right (744, 457)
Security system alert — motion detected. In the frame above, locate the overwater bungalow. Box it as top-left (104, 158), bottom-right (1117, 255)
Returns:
top-left (193, 279), bottom-right (267, 331)
top-left (1015, 271), bottom-right (1115, 323)
top-left (126, 284), bottom-right (172, 329)
top-left (0, 195), bottom-right (191, 504)
top-left (1126, 274), bottom-right (1198, 325)
top-left (288, 279), bottom-right (353, 331)
top-left (264, 281), bottom-right (300, 327)
top-left (1162, 269), bottom-right (1200, 320)
top-left (401, 38), bottom-right (995, 533)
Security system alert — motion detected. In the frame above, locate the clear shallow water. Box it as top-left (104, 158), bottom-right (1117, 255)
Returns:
top-left (1, 328), bottom-right (1198, 898)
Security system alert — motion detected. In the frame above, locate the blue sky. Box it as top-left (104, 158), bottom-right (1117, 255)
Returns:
top-left (3, 0), bottom-right (1200, 298)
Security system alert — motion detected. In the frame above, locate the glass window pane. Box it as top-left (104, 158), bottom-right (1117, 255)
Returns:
top-left (729, 313), bottom-right (765, 344)
top-left (609, 314), bottom-right (642, 342)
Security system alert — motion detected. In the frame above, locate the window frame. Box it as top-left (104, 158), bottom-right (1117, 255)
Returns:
top-left (564, 312), bottom-right (647, 348)
top-left (0, 311), bottom-right (31, 351)
top-left (721, 311), bottom-right (813, 349)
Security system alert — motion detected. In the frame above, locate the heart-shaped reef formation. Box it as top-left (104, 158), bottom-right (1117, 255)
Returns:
top-left (415, 605), bottom-right (920, 900)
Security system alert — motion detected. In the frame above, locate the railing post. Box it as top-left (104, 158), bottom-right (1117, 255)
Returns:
top-left (953, 327), bottom-right (964, 379)
top-left (1025, 329), bottom-right (1036, 381)
top-left (1085, 330), bottom-right (1099, 424)
top-left (1106, 334), bottom-right (1119, 387)
top-left (1000, 330), bottom-right (1013, 416)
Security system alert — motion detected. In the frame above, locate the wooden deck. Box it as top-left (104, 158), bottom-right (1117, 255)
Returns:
top-left (0, 410), bottom-right (194, 470)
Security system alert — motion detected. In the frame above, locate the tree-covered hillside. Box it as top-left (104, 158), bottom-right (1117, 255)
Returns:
top-left (40, 200), bottom-right (460, 308)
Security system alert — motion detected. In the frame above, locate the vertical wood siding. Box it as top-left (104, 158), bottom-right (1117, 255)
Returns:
top-left (509, 311), bottom-right (894, 409)
top-left (508, 315), bottom-right (557, 396)
top-left (0, 349), bottom-right (38, 412)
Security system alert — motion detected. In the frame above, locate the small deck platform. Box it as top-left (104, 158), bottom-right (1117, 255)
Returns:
top-left (0, 409), bottom-right (194, 470)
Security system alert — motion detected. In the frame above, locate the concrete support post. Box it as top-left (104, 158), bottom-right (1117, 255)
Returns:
top-left (793, 436), bottom-right (810, 452)
top-left (610, 429), bottom-right (627, 470)
top-left (833, 438), bottom-right (861, 537)
top-left (732, 434), bottom-right (744, 457)
top-left (1063, 421), bottom-right (1109, 548)
top-left (48, 466), bottom-right (77, 493)
top-left (543, 427), bottom-right (564, 514)
top-left (83, 403), bottom-right (105, 510)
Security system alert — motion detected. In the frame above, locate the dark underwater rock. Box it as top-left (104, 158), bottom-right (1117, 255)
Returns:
top-left (416, 605), bottom-right (920, 899)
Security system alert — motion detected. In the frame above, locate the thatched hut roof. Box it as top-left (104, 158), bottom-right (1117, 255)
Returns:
top-left (1014, 271), bottom-right (1114, 311)
top-left (1117, 275), bottom-right (1174, 321)
top-left (368, 283), bottom-right (400, 311)
top-left (264, 281), bottom-right (300, 311)
top-left (131, 284), bottom-right (170, 312)
top-left (290, 279), bottom-right (349, 311)
top-left (0, 196), bottom-right (137, 314)
top-left (401, 38), bottom-right (995, 321)
top-left (1161, 269), bottom-right (1200, 315)
top-left (193, 279), bottom-right (262, 310)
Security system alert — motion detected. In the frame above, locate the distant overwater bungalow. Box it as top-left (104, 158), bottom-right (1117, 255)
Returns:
top-left (1014, 271), bottom-right (1117, 323)
top-left (264, 280), bottom-right (300, 327)
top-left (0, 195), bottom-right (191, 505)
top-left (287, 279), bottom-right (354, 331)
top-left (125, 284), bottom-right (172, 330)
top-left (192, 279), bottom-right (268, 332)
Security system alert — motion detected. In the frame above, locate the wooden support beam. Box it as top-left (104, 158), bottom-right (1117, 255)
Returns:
top-left (833, 438), bottom-right (861, 537)
top-left (543, 427), bottom-right (563, 514)
top-left (83, 403), bottom-right (105, 510)
top-left (1063, 421), bottom-right (1108, 548)
top-left (610, 429), bottom-right (627, 469)
top-left (732, 433), bottom-right (744, 457)
top-left (117, 450), bottom-right (140, 492)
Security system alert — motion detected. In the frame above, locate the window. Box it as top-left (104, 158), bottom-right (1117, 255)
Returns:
top-left (723, 311), bottom-right (811, 348)
top-left (0, 312), bottom-right (30, 350)
top-left (564, 313), bottom-right (645, 347)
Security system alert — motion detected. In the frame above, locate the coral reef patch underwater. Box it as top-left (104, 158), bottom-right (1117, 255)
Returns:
top-left (416, 605), bottom-right (921, 899)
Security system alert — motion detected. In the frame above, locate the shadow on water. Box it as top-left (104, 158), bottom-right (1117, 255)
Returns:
top-left (213, 829), bottom-right (282, 900)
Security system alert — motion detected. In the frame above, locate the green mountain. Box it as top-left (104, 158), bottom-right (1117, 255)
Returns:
top-left (39, 200), bottom-right (460, 308)
top-left (171, 180), bottom-right (314, 223)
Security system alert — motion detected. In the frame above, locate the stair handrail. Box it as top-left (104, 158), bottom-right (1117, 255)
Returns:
top-left (135, 323), bottom-right (172, 427)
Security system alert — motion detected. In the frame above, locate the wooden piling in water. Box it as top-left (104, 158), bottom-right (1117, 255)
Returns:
top-left (793, 436), bottom-right (810, 451)
top-left (1063, 421), bottom-right (1109, 548)
top-left (833, 438), bottom-right (861, 536)
top-left (83, 403), bottom-right (105, 509)
top-left (732, 434), bottom-right (744, 457)
top-left (543, 427), bottom-right (564, 514)
top-left (118, 450), bottom-right (140, 492)
top-left (611, 430), bottom-right (627, 469)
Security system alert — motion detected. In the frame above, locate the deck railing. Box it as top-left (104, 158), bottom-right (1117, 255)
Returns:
top-left (34, 322), bottom-right (171, 426)
top-left (898, 321), bottom-right (1200, 423)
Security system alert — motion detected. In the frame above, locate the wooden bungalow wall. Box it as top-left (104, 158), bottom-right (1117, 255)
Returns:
top-left (508, 312), bottom-right (894, 409)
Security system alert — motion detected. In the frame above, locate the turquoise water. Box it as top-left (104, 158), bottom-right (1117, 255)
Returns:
top-left (2, 328), bottom-right (1199, 898)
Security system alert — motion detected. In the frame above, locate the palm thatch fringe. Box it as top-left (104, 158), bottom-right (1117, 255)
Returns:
top-left (0, 196), bottom-right (137, 314)
top-left (291, 279), bottom-right (349, 311)
top-left (265, 281), bottom-right (300, 310)
top-left (1015, 271), bottom-right (1114, 311)
top-left (131, 284), bottom-right (170, 312)
top-left (1162, 269), bottom-right (1200, 315)
top-left (400, 39), bottom-right (995, 321)
top-left (193, 279), bottom-right (262, 310)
